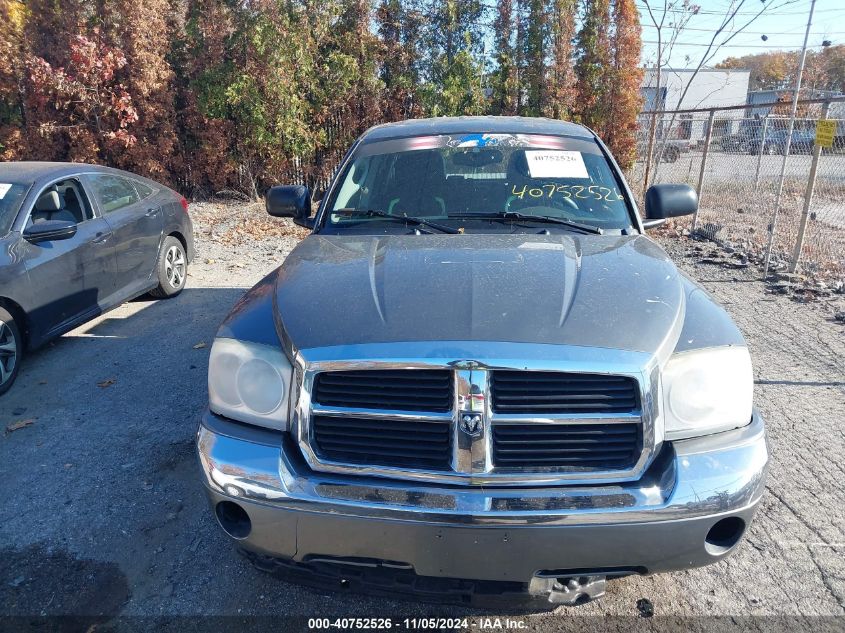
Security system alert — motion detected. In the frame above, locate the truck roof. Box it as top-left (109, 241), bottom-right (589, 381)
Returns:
top-left (361, 116), bottom-right (596, 143)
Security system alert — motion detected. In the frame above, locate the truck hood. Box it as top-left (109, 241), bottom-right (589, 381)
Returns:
top-left (275, 233), bottom-right (684, 357)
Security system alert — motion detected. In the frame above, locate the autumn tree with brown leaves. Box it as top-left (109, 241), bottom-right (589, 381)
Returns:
top-left (26, 32), bottom-right (138, 162)
top-left (99, 0), bottom-right (181, 181)
top-left (0, 0), bottom-right (646, 196)
top-left (602, 0), bottom-right (643, 168)
top-left (718, 45), bottom-right (845, 94)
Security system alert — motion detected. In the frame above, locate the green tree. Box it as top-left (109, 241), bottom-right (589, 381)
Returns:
top-left (173, 0), bottom-right (238, 194)
top-left (421, 37), bottom-right (488, 116)
top-left (0, 0), bottom-right (26, 159)
top-left (376, 0), bottom-right (425, 119)
top-left (490, 0), bottom-right (518, 115)
top-left (520, 0), bottom-right (548, 116)
top-left (316, 0), bottom-right (384, 182)
top-left (574, 0), bottom-right (611, 128)
top-left (544, 0), bottom-right (577, 119)
top-left (181, 0), bottom-right (357, 195)
top-left (420, 0), bottom-right (488, 116)
top-left (426, 0), bottom-right (485, 64)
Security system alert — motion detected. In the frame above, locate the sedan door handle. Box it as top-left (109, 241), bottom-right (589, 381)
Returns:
top-left (92, 231), bottom-right (112, 244)
top-left (145, 207), bottom-right (161, 217)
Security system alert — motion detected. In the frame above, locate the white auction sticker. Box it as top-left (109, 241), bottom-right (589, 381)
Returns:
top-left (525, 150), bottom-right (589, 179)
top-left (0, 184), bottom-right (11, 199)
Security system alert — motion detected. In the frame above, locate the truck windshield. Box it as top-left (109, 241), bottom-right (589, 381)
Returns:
top-left (323, 133), bottom-right (633, 233)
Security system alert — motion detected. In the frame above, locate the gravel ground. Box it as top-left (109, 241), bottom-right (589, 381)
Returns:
top-left (1, 202), bottom-right (843, 629)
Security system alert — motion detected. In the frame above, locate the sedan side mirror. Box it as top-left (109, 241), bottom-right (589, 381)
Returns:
top-left (266, 185), bottom-right (312, 227)
top-left (23, 220), bottom-right (78, 243)
top-left (643, 184), bottom-right (698, 229)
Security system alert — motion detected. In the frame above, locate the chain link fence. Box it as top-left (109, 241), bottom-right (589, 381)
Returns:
top-left (628, 98), bottom-right (845, 282)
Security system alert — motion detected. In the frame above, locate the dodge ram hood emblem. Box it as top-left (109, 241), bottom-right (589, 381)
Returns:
top-left (459, 412), bottom-right (483, 437)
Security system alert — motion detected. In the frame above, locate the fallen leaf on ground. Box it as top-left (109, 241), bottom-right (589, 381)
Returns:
top-left (97, 378), bottom-right (116, 388)
top-left (6, 418), bottom-right (35, 433)
top-left (192, 341), bottom-right (207, 349)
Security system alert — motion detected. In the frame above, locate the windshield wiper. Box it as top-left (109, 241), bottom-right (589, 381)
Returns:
top-left (451, 211), bottom-right (603, 235)
top-left (334, 208), bottom-right (461, 234)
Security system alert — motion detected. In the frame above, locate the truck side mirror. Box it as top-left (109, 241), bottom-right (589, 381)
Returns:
top-left (266, 185), bottom-right (312, 227)
top-left (643, 184), bottom-right (698, 229)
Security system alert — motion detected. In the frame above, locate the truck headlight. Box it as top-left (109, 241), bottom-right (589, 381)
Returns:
top-left (663, 346), bottom-right (753, 440)
top-left (208, 338), bottom-right (292, 430)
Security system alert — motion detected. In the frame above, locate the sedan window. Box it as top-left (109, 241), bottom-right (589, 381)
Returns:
top-left (134, 180), bottom-right (155, 200)
top-left (26, 179), bottom-right (94, 227)
top-left (88, 174), bottom-right (140, 213)
top-left (0, 182), bottom-right (29, 236)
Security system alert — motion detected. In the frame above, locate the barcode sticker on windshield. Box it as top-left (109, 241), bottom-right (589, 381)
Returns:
top-left (525, 151), bottom-right (589, 179)
top-left (0, 184), bottom-right (11, 199)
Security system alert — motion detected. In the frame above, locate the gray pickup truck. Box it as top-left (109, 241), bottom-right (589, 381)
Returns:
top-left (196, 117), bottom-right (768, 608)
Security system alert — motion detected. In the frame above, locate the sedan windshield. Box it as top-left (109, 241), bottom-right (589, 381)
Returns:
top-left (0, 182), bottom-right (29, 236)
top-left (323, 133), bottom-right (633, 233)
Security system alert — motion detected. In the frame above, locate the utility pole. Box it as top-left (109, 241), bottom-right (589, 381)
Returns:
top-left (763, 0), bottom-right (817, 277)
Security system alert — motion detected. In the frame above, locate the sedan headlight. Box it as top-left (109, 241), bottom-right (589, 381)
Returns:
top-left (208, 338), bottom-right (292, 430)
top-left (663, 346), bottom-right (753, 440)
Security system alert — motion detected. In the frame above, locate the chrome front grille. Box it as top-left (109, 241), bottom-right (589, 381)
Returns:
top-left (314, 370), bottom-right (453, 412)
top-left (491, 371), bottom-right (640, 414)
top-left (296, 348), bottom-right (658, 487)
top-left (312, 414), bottom-right (452, 470)
top-left (491, 423), bottom-right (641, 470)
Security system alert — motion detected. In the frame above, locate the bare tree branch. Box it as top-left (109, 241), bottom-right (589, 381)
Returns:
top-left (642, 0), bottom-right (804, 185)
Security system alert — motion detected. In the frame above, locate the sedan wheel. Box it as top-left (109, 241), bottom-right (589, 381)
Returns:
top-left (150, 236), bottom-right (188, 299)
top-left (0, 308), bottom-right (22, 395)
top-left (165, 245), bottom-right (186, 289)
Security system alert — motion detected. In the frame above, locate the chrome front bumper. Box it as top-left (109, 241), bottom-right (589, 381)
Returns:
top-left (197, 409), bottom-right (768, 583)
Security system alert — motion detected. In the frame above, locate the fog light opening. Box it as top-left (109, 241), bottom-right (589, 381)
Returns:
top-left (705, 517), bottom-right (745, 555)
top-left (215, 501), bottom-right (252, 540)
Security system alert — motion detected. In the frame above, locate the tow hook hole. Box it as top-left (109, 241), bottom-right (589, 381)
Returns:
top-left (215, 501), bottom-right (251, 540)
top-left (340, 579), bottom-right (350, 589)
top-left (705, 517), bottom-right (745, 555)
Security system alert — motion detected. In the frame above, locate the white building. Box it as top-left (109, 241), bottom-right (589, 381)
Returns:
top-left (641, 68), bottom-right (751, 142)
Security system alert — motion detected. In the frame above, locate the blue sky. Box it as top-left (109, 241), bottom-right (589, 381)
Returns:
top-left (636, 0), bottom-right (845, 67)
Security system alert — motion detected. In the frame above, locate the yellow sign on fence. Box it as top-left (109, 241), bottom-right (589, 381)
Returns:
top-left (815, 119), bottom-right (836, 147)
